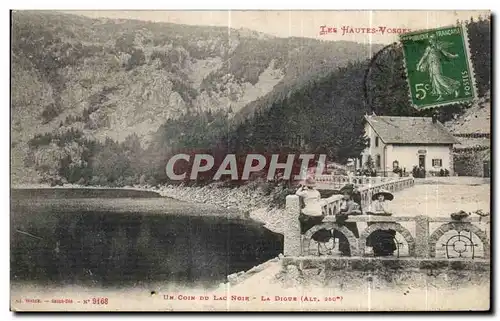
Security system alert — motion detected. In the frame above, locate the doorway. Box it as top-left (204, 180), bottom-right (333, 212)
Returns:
top-left (418, 155), bottom-right (426, 169)
top-left (418, 155), bottom-right (426, 178)
top-left (483, 160), bottom-right (490, 177)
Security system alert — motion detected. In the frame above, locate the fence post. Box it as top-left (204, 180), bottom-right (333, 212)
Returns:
top-left (414, 215), bottom-right (430, 257)
top-left (284, 195), bottom-right (302, 257)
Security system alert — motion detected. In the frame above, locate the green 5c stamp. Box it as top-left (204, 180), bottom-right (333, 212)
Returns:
top-left (400, 25), bottom-right (476, 109)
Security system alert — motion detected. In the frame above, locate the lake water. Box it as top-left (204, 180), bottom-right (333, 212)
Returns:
top-left (10, 188), bottom-right (283, 288)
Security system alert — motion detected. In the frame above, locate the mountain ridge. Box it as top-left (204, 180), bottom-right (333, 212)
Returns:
top-left (12, 12), bottom-right (490, 186)
top-left (11, 11), bottom-right (383, 184)
top-left (11, 11), bottom-right (382, 144)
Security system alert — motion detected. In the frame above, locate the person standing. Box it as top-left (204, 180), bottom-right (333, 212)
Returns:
top-left (296, 176), bottom-right (332, 255)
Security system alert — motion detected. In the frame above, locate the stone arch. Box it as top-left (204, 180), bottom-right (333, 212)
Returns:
top-left (359, 222), bottom-right (415, 256)
top-left (303, 223), bottom-right (359, 256)
top-left (429, 222), bottom-right (490, 259)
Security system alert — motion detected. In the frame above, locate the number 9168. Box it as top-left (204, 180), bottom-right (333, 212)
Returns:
top-left (92, 297), bottom-right (109, 305)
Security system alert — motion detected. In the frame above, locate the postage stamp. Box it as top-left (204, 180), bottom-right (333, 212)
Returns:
top-left (400, 25), bottom-right (476, 110)
top-left (10, 10), bottom-right (491, 312)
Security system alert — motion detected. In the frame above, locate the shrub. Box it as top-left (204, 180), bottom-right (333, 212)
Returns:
top-left (98, 176), bottom-right (108, 186)
top-left (270, 184), bottom-right (294, 208)
top-left (41, 103), bottom-right (61, 124)
top-left (126, 48), bottom-right (146, 70)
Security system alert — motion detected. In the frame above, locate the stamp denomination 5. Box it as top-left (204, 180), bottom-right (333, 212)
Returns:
top-left (400, 25), bottom-right (476, 109)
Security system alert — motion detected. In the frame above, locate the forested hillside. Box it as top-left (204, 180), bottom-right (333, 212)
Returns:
top-left (12, 11), bottom-right (377, 143)
top-left (11, 10), bottom-right (382, 184)
top-left (12, 11), bottom-right (490, 186)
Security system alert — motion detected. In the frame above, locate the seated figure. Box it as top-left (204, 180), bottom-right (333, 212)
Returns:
top-left (366, 189), bottom-right (397, 256)
top-left (334, 184), bottom-right (362, 256)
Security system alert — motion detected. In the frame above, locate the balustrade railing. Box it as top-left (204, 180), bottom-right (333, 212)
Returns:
top-left (356, 176), bottom-right (414, 209)
top-left (283, 176), bottom-right (490, 260)
top-left (314, 174), bottom-right (402, 190)
top-left (318, 176), bottom-right (414, 213)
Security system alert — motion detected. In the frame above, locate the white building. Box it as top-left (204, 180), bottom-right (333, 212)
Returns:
top-left (359, 115), bottom-right (460, 176)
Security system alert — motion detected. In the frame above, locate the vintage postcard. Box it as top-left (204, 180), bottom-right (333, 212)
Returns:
top-left (10, 10), bottom-right (491, 312)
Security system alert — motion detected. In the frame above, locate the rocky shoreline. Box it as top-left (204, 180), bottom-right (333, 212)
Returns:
top-left (154, 184), bottom-right (286, 234)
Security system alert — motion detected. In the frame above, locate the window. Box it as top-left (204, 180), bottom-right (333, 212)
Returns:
top-left (376, 154), bottom-right (381, 169)
top-left (375, 136), bottom-right (379, 147)
top-left (432, 159), bottom-right (442, 167)
top-left (290, 135), bottom-right (302, 147)
top-left (296, 134), bottom-right (302, 146)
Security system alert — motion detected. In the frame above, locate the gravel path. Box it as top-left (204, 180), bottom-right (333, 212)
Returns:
top-left (389, 183), bottom-right (490, 217)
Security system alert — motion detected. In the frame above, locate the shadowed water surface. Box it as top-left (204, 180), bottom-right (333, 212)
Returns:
top-left (11, 188), bottom-right (283, 288)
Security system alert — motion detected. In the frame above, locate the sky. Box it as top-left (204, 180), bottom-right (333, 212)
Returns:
top-left (68, 10), bottom-right (490, 44)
